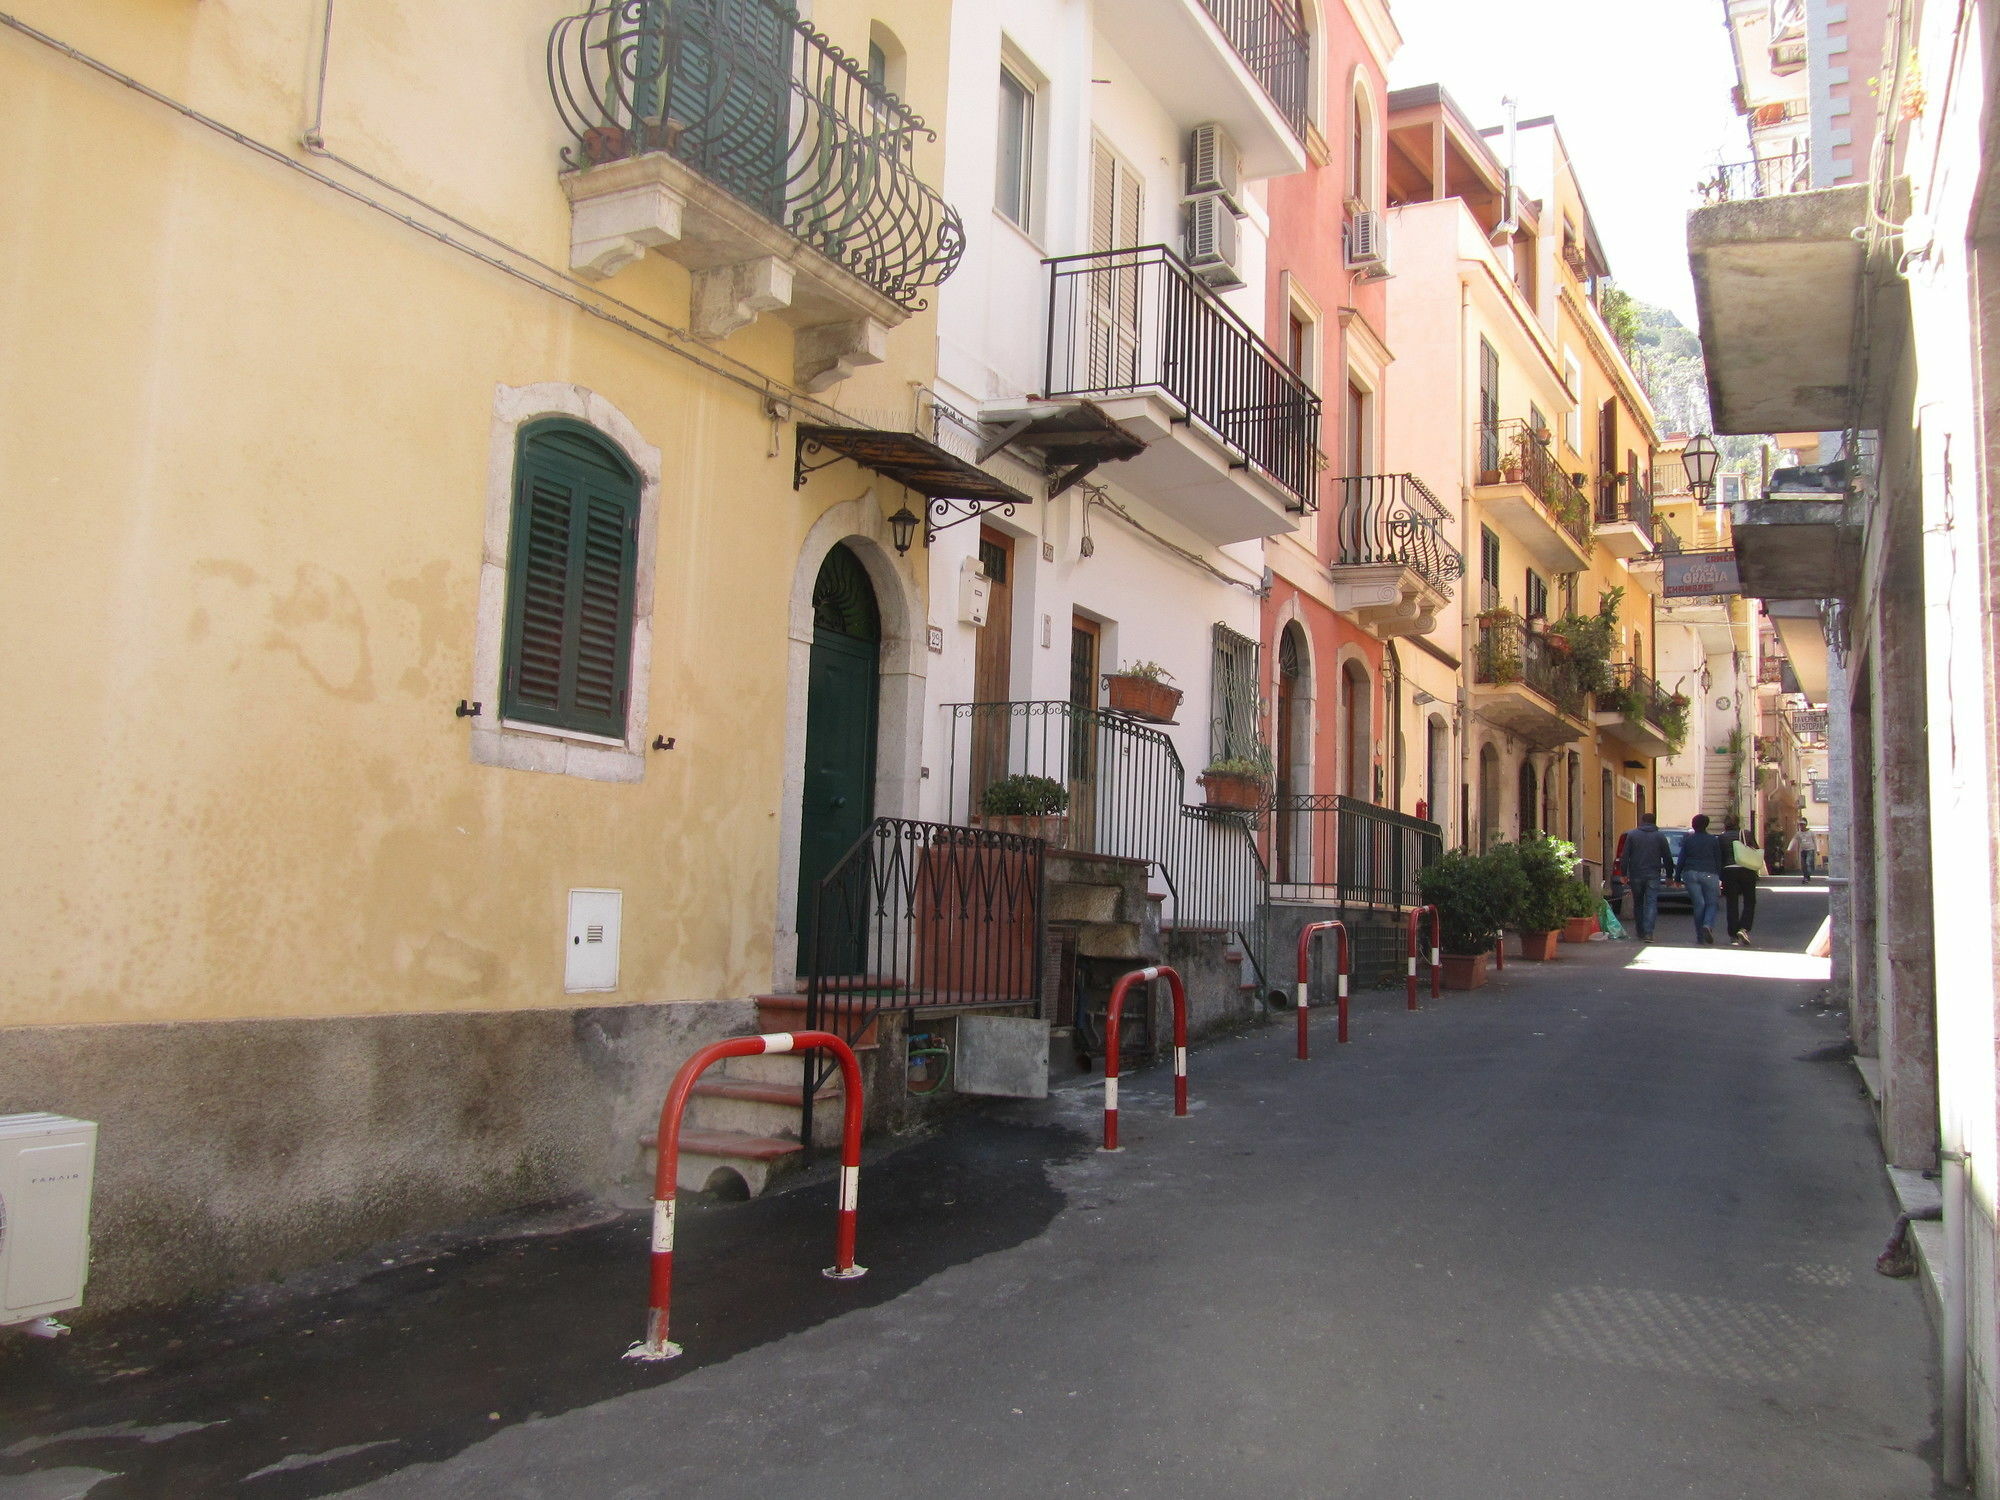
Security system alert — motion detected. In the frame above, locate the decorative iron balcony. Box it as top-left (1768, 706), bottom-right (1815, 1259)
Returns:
top-left (1475, 619), bottom-right (1587, 719)
top-left (1044, 245), bottom-right (1323, 511)
top-left (548, 0), bottom-right (965, 309)
top-left (1197, 0), bottom-right (1311, 135)
top-left (1595, 473), bottom-right (1654, 539)
top-left (1603, 663), bottom-right (1674, 734)
top-left (1651, 514), bottom-right (1685, 555)
top-left (1331, 474), bottom-right (1464, 598)
top-left (1475, 419), bottom-right (1594, 548)
top-left (1698, 150), bottom-right (1811, 205)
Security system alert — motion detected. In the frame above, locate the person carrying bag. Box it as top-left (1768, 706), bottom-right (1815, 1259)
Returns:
top-left (1722, 824), bottom-right (1764, 946)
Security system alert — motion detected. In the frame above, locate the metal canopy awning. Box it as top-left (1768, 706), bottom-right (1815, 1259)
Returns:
top-left (794, 424), bottom-right (1032, 505)
top-left (977, 399), bottom-right (1149, 495)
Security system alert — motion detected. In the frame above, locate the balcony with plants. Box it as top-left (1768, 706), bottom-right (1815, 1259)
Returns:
top-left (1593, 471), bottom-right (1656, 560)
top-left (1471, 611), bottom-right (1590, 751)
top-left (1472, 420), bottom-right (1595, 573)
top-left (1593, 663), bottom-right (1685, 759)
top-left (1043, 245), bottom-right (1322, 544)
top-left (1093, 0), bottom-right (1311, 178)
top-left (1328, 473), bottom-right (1464, 639)
top-left (548, 0), bottom-right (964, 389)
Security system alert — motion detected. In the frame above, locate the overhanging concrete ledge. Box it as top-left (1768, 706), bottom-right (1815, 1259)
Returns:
top-left (1732, 498), bottom-right (1859, 599)
top-left (1689, 184), bottom-right (1871, 434)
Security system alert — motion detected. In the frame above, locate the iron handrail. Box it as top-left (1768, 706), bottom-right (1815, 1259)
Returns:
top-left (548, 0), bottom-right (965, 308)
top-left (1475, 619), bottom-right (1588, 719)
top-left (1195, 0), bottom-right (1310, 134)
top-left (1267, 793), bottom-right (1442, 906)
top-left (1476, 420), bottom-right (1593, 549)
top-left (1330, 474), bottom-right (1465, 598)
top-left (1698, 150), bottom-right (1812, 205)
top-left (1044, 245), bottom-right (1323, 512)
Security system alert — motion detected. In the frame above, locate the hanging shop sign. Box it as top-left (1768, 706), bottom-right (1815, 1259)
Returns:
top-left (1662, 550), bottom-right (1742, 597)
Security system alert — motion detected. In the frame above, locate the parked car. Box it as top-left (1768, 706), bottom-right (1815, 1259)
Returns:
top-left (1608, 826), bottom-right (1692, 913)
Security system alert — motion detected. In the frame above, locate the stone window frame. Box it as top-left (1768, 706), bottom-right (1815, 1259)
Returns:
top-left (470, 383), bottom-right (662, 784)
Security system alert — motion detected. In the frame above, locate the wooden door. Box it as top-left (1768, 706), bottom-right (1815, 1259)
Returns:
top-left (797, 545), bottom-right (880, 970)
top-left (1067, 616), bottom-right (1101, 852)
top-left (969, 530), bottom-right (1015, 805)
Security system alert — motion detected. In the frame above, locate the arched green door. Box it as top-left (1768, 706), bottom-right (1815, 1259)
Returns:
top-left (797, 545), bottom-right (880, 969)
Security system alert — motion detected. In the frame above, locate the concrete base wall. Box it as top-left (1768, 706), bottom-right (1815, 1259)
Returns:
top-left (0, 999), bottom-right (754, 1314)
top-left (1162, 929), bottom-right (1264, 1041)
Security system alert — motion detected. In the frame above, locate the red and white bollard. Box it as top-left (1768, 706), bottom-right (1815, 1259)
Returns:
top-left (1407, 905), bottom-right (1442, 1010)
top-left (1295, 920), bottom-right (1350, 1059)
top-left (627, 1029), bottom-right (866, 1362)
top-left (1101, 965), bottom-right (1189, 1152)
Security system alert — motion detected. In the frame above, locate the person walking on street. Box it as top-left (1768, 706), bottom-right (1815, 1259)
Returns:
top-left (1791, 825), bottom-right (1819, 881)
top-left (1620, 812), bottom-right (1674, 943)
top-left (1721, 821), bottom-right (1765, 946)
top-left (1678, 813), bottom-right (1729, 944)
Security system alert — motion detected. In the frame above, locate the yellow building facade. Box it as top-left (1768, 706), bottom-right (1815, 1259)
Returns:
top-left (1, 0), bottom-right (959, 1307)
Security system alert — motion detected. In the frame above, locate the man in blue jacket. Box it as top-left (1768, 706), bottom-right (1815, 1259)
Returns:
top-left (1619, 813), bottom-right (1674, 943)
top-left (1676, 813), bottom-right (1730, 945)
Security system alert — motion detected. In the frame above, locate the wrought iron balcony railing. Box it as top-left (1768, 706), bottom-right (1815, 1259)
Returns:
top-left (1475, 420), bottom-right (1594, 549)
top-left (1698, 150), bottom-right (1811, 205)
top-left (548, 0), bottom-right (965, 309)
top-left (1650, 514), bottom-right (1684, 555)
top-left (1197, 0), bottom-right (1311, 135)
top-left (1044, 245), bottom-right (1323, 511)
top-left (1475, 619), bottom-right (1586, 718)
top-left (1331, 473), bottom-right (1464, 598)
top-left (1603, 662), bottom-right (1675, 733)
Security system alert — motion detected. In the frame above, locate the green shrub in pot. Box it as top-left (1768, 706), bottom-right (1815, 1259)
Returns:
top-left (1417, 851), bottom-right (1515, 957)
top-left (978, 774), bottom-right (1070, 817)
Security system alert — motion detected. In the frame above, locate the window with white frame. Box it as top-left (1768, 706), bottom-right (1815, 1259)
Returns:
top-left (996, 64), bottom-right (1037, 232)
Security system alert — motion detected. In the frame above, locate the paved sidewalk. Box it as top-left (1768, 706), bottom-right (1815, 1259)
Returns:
top-left (2, 881), bottom-right (1937, 1498)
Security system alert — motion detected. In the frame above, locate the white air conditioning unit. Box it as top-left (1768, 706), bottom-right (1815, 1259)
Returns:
top-left (0, 1114), bottom-right (96, 1331)
top-left (1185, 123), bottom-right (1243, 214)
top-left (1345, 210), bottom-right (1390, 276)
top-left (1184, 194), bottom-right (1244, 289)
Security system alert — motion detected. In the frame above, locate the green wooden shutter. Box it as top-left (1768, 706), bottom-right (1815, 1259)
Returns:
top-left (502, 424), bottom-right (640, 738)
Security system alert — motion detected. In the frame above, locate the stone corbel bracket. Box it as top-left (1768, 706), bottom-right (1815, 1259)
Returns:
top-left (561, 153), bottom-right (909, 394)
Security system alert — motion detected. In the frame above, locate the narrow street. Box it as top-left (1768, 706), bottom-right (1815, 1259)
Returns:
top-left (1, 879), bottom-right (1938, 1499)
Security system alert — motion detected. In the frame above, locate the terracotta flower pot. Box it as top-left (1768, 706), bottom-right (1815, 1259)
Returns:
top-left (977, 813), bottom-right (1068, 845)
top-left (1441, 952), bottom-right (1488, 990)
top-left (1562, 916), bottom-right (1597, 944)
top-left (1104, 675), bottom-right (1182, 723)
top-left (1516, 929), bottom-right (1562, 961)
top-left (1198, 771), bottom-right (1267, 811)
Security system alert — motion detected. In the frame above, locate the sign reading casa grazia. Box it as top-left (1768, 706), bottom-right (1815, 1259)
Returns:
top-left (1662, 550), bottom-right (1743, 597)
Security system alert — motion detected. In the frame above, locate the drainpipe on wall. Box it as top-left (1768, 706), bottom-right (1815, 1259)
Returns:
top-left (1457, 275), bottom-right (1475, 849)
top-left (1491, 97), bottom-right (1520, 273)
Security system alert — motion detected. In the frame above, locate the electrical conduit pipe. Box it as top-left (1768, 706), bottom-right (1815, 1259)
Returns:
top-left (1407, 906), bottom-right (1442, 1010)
top-left (1295, 921), bottom-right (1350, 1058)
top-left (626, 1030), bottom-right (866, 1362)
top-left (1100, 965), bottom-right (1189, 1152)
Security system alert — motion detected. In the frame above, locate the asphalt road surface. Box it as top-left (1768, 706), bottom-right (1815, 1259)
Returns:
top-left (3, 878), bottom-right (1936, 1499)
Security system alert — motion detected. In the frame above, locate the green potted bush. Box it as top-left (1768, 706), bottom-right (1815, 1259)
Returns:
top-left (1498, 832), bottom-right (1584, 959)
top-left (977, 773), bottom-right (1070, 843)
top-left (1102, 660), bottom-right (1182, 723)
top-left (1558, 876), bottom-right (1599, 943)
top-left (1417, 851), bottom-right (1515, 989)
top-left (1198, 747), bottom-right (1272, 811)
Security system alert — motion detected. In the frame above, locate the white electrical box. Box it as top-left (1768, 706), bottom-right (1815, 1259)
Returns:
top-left (1, 1113), bottom-right (97, 1327)
top-left (959, 558), bottom-right (991, 627)
top-left (565, 889), bottom-right (622, 993)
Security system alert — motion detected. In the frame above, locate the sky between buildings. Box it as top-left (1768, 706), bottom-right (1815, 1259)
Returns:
top-left (1389, 0), bottom-right (1748, 326)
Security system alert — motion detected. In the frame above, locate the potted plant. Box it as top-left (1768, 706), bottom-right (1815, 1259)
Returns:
top-left (976, 773), bottom-right (1070, 843)
top-left (1198, 749), bottom-right (1271, 811)
top-left (1103, 661), bottom-right (1181, 723)
top-left (1559, 877), bottom-right (1599, 943)
top-left (1497, 832), bottom-right (1582, 959)
top-left (1417, 851), bottom-right (1514, 989)
top-left (1660, 692), bottom-right (1691, 755)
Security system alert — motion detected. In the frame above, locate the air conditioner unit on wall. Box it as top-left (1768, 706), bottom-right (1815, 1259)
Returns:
top-left (1346, 210), bottom-right (1390, 277)
top-left (1185, 123), bottom-right (1243, 213)
top-left (1184, 194), bottom-right (1244, 289)
top-left (0, 1114), bottom-right (97, 1332)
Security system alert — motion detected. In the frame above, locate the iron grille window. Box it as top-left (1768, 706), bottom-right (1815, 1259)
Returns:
top-left (1211, 623), bottom-right (1262, 765)
top-left (501, 420), bottom-right (641, 738)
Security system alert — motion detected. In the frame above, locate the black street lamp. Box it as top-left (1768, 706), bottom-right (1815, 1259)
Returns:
top-left (1683, 432), bottom-right (1720, 503)
top-left (887, 505), bottom-right (921, 556)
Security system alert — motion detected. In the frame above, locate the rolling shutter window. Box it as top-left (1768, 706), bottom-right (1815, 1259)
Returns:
top-left (502, 422), bottom-right (641, 738)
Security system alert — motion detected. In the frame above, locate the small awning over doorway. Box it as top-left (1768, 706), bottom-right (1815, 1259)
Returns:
top-left (794, 424), bottom-right (1033, 505)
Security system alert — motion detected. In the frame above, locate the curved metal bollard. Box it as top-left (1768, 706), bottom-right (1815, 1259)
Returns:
top-left (1295, 920), bottom-right (1350, 1058)
top-left (1406, 906), bottom-right (1442, 1010)
top-left (1100, 966), bottom-right (1188, 1152)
